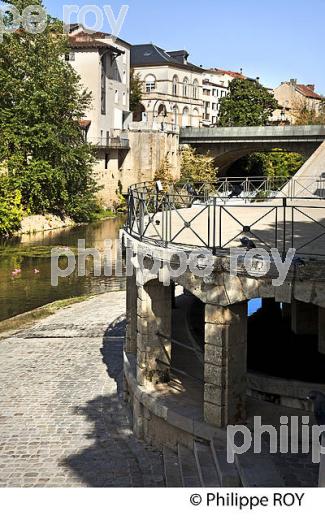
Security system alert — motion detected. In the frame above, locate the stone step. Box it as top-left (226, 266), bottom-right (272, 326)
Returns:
top-left (211, 438), bottom-right (241, 487)
top-left (178, 444), bottom-right (202, 487)
top-left (235, 449), bottom-right (285, 487)
top-left (194, 440), bottom-right (220, 487)
top-left (163, 447), bottom-right (183, 488)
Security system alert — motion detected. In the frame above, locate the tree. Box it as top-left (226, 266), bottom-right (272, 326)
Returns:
top-left (180, 146), bottom-right (218, 183)
top-left (227, 150), bottom-right (305, 179)
top-left (0, 0), bottom-right (99, 227)
top-left (130, 69), bottom-right (143, 112)
top-left (292, 98), bottom-right (325, 125)
top-left (0, 178), bottom-right (23, 236)
top-left (219, 78), bottom-right (279, 127)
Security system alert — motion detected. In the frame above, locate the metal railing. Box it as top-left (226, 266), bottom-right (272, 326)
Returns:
top-left (91, 135), bottom-right (130, 149)
top-left (125, 178), bottom-right (325, 258)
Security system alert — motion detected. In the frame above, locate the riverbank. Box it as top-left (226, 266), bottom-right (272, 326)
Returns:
top-left (18, 214), bottom-right (75, 235)
top-left (16, 210), bottom-right (119, 236)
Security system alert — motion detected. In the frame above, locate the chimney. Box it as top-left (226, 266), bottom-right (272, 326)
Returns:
top-left (307, 84), bottom-right (315, 91)
top-left (290, 78), bottom-right (297, 85)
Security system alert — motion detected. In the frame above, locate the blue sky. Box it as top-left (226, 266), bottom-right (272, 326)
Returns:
top-left (41, 0), bottom-right (325, 92)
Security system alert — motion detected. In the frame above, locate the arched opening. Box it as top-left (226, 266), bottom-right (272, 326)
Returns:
top-left (145, 74), bottom-right (156, 93)
top-left (157, 104), bottom-right (167, 117)
top-left (192, 108), bottom-right (200, 128)
top-left (172, 75), bottom-right (178, 96)
top-left (182, 107), bottom-right (189, 128)
top-left (193, 79), bottom-right (199, 100)
top-left (172, 104), bottom-right (179, 128)
top-left (133, 103), bottom-right (146, 122)
top-left (224, 150), bottom-right (305, 180)
top-left (183, 77), bottom-right (189, 98)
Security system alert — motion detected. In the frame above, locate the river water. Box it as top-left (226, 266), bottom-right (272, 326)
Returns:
top-left (0, 218), bottom-right (125, 322)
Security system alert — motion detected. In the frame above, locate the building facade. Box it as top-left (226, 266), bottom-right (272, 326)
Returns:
top-left (131, 44), bottom-right (204, 129)
top-left (202, 71), bottom-right (229, 126)
top-left (272, 79), bottom-right (324, 124)
top-left (68, 25), bottom-right (132, 203)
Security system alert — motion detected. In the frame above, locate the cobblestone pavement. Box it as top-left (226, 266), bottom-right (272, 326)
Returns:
top-left (0, 292), bottom-right (165, 487)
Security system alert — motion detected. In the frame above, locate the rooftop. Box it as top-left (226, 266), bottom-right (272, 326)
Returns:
top-left (131, 43), bottom-right (203, 72)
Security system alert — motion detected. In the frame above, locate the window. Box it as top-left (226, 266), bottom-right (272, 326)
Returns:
top-left (105, 153), bottom-right (110, 169)
top-left (193, 80), bottom-right (199, 99)
top-left (122, 92), bottom-right (126, 106)
top-left (172, 75), bottom-right (178, 96)
top-left (212, 103), bottom-right (217, 110)
top-left (101, 56), bottom-right (106, 114)
top-left (65, 52), bottom-right (75, 62)
top-left (212, 89), bottom-right (216, 97)
top-left (115, 90), bottom-right (119, 104)
top-left (123, 70), bottom-right (126, 83)
top-left (145, 74), bottom-right (156, 93)
top-left (183, 77), bottom-right (189, 97)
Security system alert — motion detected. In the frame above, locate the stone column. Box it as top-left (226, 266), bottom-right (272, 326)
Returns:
top-left (204, 302), bottom-right (248, 428)
top-left (137, 279), bottom-right (172, 385)
top-left (125, 273), bottom-right (137, 354)
top-left (291, 301), bottom-right (318, 335)
top-left (318, 307), bottom-right (325, 355)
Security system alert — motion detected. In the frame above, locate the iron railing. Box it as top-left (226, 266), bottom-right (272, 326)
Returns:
top-left (125, 179), bottom-right (325, 258)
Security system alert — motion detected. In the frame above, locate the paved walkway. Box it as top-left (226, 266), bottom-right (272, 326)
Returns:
top-left (0, 292), bottom-right (164, 487)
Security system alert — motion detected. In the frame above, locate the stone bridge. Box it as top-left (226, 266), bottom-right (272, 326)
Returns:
top-left (180, 125), bottom-right (325, 171)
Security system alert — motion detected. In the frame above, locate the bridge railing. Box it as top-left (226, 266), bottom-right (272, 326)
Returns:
top-left (125, 179), bottom-right (325, 259)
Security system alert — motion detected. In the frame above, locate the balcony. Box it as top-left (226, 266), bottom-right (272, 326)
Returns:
top-left (91, 132), bottom-right (130, 150)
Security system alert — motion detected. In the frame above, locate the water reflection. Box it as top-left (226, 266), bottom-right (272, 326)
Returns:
top-left (0, 217), bottom-right (126, 321)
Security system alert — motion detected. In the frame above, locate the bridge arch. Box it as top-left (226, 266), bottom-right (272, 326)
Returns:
top-left (179, 125), bottom-right (325, 172)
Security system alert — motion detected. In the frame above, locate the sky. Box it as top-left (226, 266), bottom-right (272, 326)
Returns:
top-left (38, 0), bottom-right (325, 93)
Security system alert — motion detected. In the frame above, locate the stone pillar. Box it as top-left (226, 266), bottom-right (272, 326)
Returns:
top-left (318, 307), bottom-right (325, 355)
top-left (125, 273), bottom-right (137, 354)
top-left (291, 301), bottom-right (318, 335)
top-left (137, 279), bottom-right (172, 385)
top-left (204, 302), bottom-right (248, 428)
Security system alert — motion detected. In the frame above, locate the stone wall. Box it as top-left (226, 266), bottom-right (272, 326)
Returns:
top-left (94, 128), bottom-right (181, 208)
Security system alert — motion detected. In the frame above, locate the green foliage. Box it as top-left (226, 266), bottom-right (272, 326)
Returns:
top-left (293, 99), bottom-right (325, 125)
top-left (154, 157), bottom-right (174, 187)
top-left (0, 178), bottom-right (23, 236)
top-left (130, 69), bottom-right (143, 112)
top-left (227, 150), bottom-right (305, 179)
top-left (0, 0), bottom-right (99, 234)
top-left (113, 193), bottom-right (127, 213)
top-left (219, 79), bottom-right (279, 126)
top-left (180, 146), bottom-right (218, 183)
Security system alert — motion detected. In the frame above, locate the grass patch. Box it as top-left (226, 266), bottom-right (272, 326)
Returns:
top-left (0, 245), bottom-right (79, 258)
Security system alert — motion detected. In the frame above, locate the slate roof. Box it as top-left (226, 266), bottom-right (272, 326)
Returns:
top-left (131, 43), bottom-right (203, 72)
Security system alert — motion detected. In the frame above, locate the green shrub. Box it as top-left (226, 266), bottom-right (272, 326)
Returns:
top-left (0, 179), bottom-right (23, 236)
